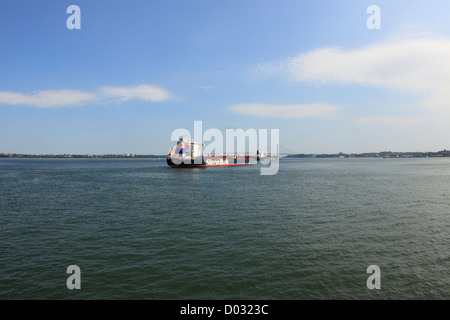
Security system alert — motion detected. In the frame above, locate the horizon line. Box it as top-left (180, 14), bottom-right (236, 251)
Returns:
top-left (1, 149), bottom-right (450, 157)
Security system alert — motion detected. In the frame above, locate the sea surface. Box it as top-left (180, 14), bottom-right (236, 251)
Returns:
top-left (1, 157), bottom-right (449, 299)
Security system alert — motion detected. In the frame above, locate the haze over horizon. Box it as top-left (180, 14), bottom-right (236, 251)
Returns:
top-left (2, 1), bottom-right (450, 155)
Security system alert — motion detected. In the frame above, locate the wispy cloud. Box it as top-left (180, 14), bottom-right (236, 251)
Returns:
top-left (0, 84), bottom-right (170, 108)
top-left (254, 36), bottom-right (450, 123)
top-left (198, 85), bottom-right (215, 90)
top-left (230, 103), bottom-right (342, 119)
top-left (99, 85), bottom-right (169, 103)
top-left (255, 37), bottom-right (450, 93)
top-left (0, 90), bottom-right (96, 108)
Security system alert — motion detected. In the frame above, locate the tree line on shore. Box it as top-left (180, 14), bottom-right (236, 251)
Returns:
top-left (0, 153), bottom-right (165, 159)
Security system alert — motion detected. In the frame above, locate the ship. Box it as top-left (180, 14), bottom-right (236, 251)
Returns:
top-left (166, 136), bottom-right (258, 168)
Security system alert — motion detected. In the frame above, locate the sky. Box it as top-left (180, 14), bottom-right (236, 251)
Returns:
top-left (1, 0), bottom-right (450, 155)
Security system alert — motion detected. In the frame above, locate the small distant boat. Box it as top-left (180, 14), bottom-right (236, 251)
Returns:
top-left (166, 136), bottom-right (257, 168)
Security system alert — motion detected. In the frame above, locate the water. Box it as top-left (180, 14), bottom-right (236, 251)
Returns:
top-left (0, 158), bottom-right (449, 299)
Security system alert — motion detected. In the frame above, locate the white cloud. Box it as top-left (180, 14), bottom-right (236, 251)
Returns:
top-left (230, 103), bottom-right (341, 119)
top-left (99, 85), bottom-right (170, 102)
top-left (257, 38), bottom-right (450, 93)
top-left (0, 84), bottom-right (170, 108)
top-left (254, 37), bottom-right (450, 123)
top-left (0, 90), bottom-right (96, 108)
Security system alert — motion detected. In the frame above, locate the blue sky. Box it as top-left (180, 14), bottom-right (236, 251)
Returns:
top-left (2, 0), bottom-right (450, 154)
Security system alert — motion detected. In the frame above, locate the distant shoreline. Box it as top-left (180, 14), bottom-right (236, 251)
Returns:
top-left (1, 150), bottom-right (450, 159)
top-left (284, 150), bottom-right (450, 159)
top-left (0, 153), bottom-right (165, 159)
